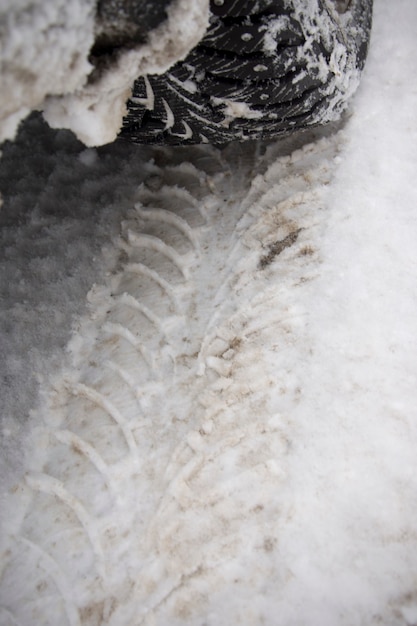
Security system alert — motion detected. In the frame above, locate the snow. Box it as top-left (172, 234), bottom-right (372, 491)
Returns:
top-left (42, 0), bottom-right (210, 146)
top-left (210, 97), bottom-right (264, 121)
top-left (0, 0), bottom-right (209, 146)
top-left (0, 118), bottom-right (156, 492)
top-left (1, 0), bottom-right (417, 624)
top-left (0, 0), bottom-right (96, 142)
top-left (289, 0), bottom-right (366, 123)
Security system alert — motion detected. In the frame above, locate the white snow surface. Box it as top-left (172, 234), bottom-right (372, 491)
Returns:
top-left (1, 0), bottom-right (417, 624)
top-left (0, 0), bottom-right (209, 146)
top-left (0, 0), bottom-right (96, 143)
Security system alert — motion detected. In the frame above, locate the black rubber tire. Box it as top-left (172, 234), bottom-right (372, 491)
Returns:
top-left (91, 0), bottom-right (173, 66)
top-left (120, 0), bottom-right (373, 145)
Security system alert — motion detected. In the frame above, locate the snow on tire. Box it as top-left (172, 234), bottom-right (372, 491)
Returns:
top-left (0, 133), bottom-right (343, 625)
top-left (121, 0), bottom-right (373, 144)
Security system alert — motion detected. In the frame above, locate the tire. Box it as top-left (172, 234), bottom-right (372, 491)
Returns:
top-left (91, 0), bottom-right (173, 65)
top-left (120, 0), bottom-right (373, 145)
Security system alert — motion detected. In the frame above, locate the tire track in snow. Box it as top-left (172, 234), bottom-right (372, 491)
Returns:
top-left (0, 135), bottom-right (342, 625)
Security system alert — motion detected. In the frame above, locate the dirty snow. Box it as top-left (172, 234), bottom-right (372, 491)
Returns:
top-left (1, 0), bottom-right (417, 624)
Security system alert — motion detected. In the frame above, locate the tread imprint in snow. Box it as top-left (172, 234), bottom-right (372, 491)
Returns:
top-left (1, 137), bottom-right (344, 624)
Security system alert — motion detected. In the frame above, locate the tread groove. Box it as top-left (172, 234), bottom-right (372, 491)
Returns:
top-left (104, 360), bottom-right (146, 403)
top-left (113, 293), bottom-right (167, 337)
top-left (24, 473), bottom-right (106, 579)
top-left (17, 536), bottom-right (80, 626)
top-left (135, 201), bottom-right (198, 248)
top-left (67, 382), bottom-right (138, 455)
top-left (53, 430), bottom-right (118, 502)
top-left (102, 321), bottom-right (154, 372)
top-left (123, 262), bottom-right (180, 311)
top-left (126, 230), bottom-right (190, 278)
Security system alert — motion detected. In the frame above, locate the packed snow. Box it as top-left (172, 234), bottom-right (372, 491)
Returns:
top-left (0, 0), bottom-right (96, 143)
top-left (0, 0), bottom-right (209, 145)
top-left (1, 0), bottom-right (417, 624)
